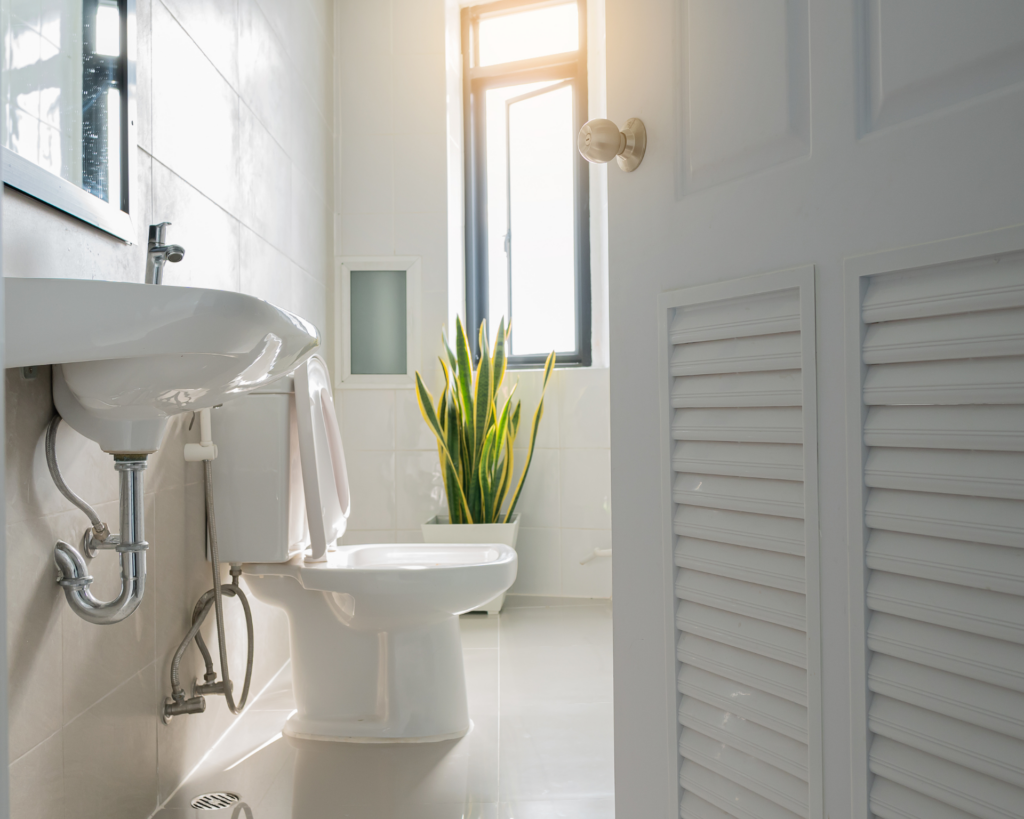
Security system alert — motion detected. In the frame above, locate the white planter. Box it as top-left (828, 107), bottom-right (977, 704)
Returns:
top-left (421, 514), bottom-right (520, 613)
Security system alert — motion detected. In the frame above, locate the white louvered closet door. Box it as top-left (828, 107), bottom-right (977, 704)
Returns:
top-left (851, 246), bottom-right (1024, 819)
top-left (659, 267), bottom-right (822, 819)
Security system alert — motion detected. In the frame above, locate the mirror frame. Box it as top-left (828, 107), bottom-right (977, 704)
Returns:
top-left (1, 0), bottom-right (138, 244)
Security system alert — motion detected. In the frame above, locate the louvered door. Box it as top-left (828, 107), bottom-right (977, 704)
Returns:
top-left (659, 268), bottom-right (822, 819)
top-left (850, 247), bottom-right (1024, 819)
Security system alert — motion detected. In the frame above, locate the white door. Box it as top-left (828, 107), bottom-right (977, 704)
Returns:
top-left (604, 2), bottom-right (1024, 818)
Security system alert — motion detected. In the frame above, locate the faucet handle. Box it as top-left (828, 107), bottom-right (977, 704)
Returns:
top-left (148, 222), bottom-right (172, 244)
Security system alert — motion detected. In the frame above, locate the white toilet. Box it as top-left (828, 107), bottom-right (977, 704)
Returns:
top-left (211, 355), bottom-right (517, 742)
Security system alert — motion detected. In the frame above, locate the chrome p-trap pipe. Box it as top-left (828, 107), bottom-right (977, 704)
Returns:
top-left (47, 416), bottom-right (149, 625)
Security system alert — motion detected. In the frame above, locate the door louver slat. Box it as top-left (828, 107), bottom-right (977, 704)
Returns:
top-left (673, 407), bottom-right (804, 443)
top-left (675, 538), bottom-right (806, 593)
top-left (676, 571), bottom-right (806, 631)
top-left (667, 278), bottom-right (820, 819)
top-left (863, 405), bottom-right (1024, 451)
top-left (863, 356), bottom-right (1024, 405)
top-left (859, 261), bottom-right (1024, 818)
top-left (678, 665), bottom-right (808, 741)
top-left (677, 634), bottom-right (807, 705)
top-left (672, 370), bottom-right (803, 408)
top-left (865, 489), bottom-right (1024, 547)
top-left (869, 778), bottom-right (979, 819)
top-left (673, 474), bottom-right (804, 517)
top-left (865, 531), bottom-right (1024, 596)
top-left (677, 602), bottom-right (806, 668)
top-left (860, 260), bottom-right (1024, 323)
top-left (868, 695), bottom-right (1024, 789)
top-left (679, 697), bottom-right (809, 780)
top-left (867, 613), bottom-right (1024, 692)
top-left (671, 332), bottom-right (802, 375)
top-left (869, 737), bottom-right (1021, 819)
top-left (673, 506), bottom-right (805, 555)
top-left (673, 441), bottom-right (804, 481)
top-left (679, 729), bottom-right (809, 817)
top-left (679, 760), bottom-right (803, 819)
top-left (680, 789), bottom-right (749, 819)
top-left (862, 306), bottom-right (1024, 364)
top-left (867, 654), bottom-right (1024, 741)
top-left (864, 448), bottom-right (1024, 499)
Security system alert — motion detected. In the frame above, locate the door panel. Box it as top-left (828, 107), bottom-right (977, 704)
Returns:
top-left (606, 0), bottom-right (1024, 816)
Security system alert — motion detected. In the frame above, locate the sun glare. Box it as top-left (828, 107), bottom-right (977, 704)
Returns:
top-left (478, 2), bottom-right (579, 67)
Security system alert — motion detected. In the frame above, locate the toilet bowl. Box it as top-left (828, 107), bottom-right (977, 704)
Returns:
top-left (210, 355), bottom-right (518, 742)
top-left (246, 543), bottom-right (515, 741)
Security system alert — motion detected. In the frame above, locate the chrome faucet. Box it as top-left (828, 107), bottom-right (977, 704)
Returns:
top-left (146, 222), bottom-right (186, 284)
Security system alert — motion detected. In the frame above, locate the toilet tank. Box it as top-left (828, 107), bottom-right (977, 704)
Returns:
top-left (210, 378), bottom-right (308, 564)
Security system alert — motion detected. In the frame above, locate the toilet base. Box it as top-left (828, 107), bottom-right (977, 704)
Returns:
top-left (244, 572), bottom-right (473, 743)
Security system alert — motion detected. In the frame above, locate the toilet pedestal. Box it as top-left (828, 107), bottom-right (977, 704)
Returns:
top-left (245, 572), bottom-right (471, 743)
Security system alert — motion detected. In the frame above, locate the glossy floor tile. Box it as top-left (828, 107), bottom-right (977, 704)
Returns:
top-left (152, 599), bottom-right (613, 818)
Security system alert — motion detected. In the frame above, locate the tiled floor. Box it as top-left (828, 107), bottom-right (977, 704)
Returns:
top-left (152, 598), bottom-right (614, 818)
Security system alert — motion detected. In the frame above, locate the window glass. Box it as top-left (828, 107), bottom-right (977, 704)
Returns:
top-left (478, 2), bottom-right (578, 67)
top-left (507, 83), bottom-right (576, 355)
top-left (1, 0), bottom-right (124, 206)
top-left (484, 80), bottom-right (559, 336)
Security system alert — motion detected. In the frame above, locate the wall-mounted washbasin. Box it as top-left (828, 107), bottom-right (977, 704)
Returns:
top-left (5, 277), bottom-right (320, 453)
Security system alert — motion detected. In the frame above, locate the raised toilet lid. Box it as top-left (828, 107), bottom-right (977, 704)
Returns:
top-left (294, 355), bottom-right (351, 562)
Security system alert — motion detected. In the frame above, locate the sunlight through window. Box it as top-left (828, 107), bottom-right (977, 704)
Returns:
top-left (478, 2), bottom-right (578, 67)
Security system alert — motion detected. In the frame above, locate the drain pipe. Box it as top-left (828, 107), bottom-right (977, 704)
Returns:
top-left (47, 416), bottom-right (149, 625)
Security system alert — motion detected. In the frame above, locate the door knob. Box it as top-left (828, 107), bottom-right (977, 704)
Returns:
top-left (577, 118), bottom-right (646, 172)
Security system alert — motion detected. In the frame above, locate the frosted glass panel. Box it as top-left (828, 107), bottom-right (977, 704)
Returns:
top-left (507, 83), bottom-right (576, 355)
top-left (350, 270), bottom-right (407, 375)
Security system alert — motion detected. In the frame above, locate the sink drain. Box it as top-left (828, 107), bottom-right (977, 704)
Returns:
top-left (190, 792), bottom-right (240, 810)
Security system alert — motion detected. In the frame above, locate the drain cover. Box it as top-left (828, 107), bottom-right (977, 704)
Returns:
top-left (190, 792), bottom-right (241, 810)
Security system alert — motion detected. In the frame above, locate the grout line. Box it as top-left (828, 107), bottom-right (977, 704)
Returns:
top-left (7, 725), bottom-right (62, 768)
top-left (63, 658), bottom-right (161, 732)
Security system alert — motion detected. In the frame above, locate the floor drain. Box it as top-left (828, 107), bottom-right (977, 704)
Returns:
top-left (190, 792), bottom-right (241, 810)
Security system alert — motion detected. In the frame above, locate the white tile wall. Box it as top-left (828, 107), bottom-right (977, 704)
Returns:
top-left (4, 0), bottom-right (335, 813)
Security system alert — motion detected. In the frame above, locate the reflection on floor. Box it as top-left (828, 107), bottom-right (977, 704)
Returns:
top-left (153, 597), bottom-right (614, 818)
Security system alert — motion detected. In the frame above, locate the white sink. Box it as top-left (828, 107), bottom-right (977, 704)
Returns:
top-left (5, 277), bottom-right (320, 453)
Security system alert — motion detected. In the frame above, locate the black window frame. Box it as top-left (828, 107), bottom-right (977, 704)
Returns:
top-left (462, 0), bottom-right (591, 368)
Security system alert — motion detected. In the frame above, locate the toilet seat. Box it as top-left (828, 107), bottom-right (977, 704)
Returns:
top-left (293, 355), bottom-right (350, 562)
top-left (247, 542), bottom-right (516, 617)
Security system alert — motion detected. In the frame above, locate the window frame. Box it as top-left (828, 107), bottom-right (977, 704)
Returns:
top-left (462, 0), bottom-right (591, 368)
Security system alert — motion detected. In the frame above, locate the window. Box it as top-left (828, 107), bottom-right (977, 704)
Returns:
top-left (462, 0), bottom-right (591, 367)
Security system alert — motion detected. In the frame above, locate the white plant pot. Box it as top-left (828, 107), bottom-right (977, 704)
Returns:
top-left (421, 514), bottom-right (520, 614)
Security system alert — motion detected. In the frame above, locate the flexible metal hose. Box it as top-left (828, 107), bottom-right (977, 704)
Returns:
top-left (205, 459), bottom-right (254, 714)
top-left (165, 460), bottom-right (254, 718)
top-left (45, 416), bottom-right (110, 542)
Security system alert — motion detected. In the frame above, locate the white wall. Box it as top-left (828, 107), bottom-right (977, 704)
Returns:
top-left (334, 0), bottom-right (612, 599)
top-left (3, 0), bottom-right (334, 814)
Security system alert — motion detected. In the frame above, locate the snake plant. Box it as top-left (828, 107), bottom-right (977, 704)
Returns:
top-left (415, 316), bottom-right (555, 525)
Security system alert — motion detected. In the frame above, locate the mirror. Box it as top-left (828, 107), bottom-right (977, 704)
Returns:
top-left (1, 0), bottom-right (137, 242)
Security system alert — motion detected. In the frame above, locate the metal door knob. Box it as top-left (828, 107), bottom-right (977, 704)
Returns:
top-left (577, 117), bottom-right (646, 172)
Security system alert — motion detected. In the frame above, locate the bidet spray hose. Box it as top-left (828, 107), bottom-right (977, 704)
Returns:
top-left (164, 414), bottom-right (254, 721)
top-left (204, 458), bottom-right (254, 714)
